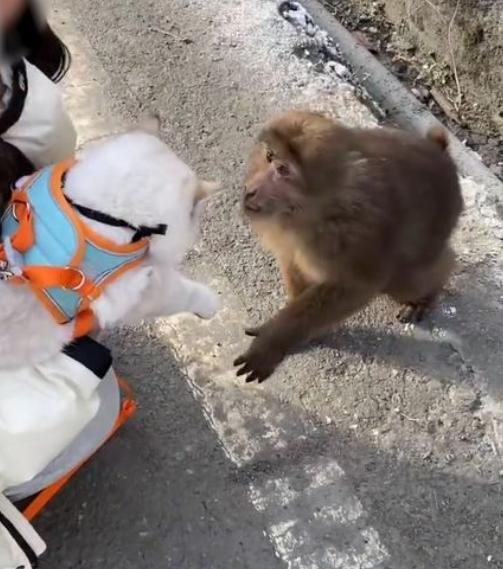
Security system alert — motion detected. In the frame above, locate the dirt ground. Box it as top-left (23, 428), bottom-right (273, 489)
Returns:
top-left (322, 0), bottom-right (503, 181)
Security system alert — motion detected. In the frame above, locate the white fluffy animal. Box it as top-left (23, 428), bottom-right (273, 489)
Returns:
top-left (0, 122), bottom-right (220, 369)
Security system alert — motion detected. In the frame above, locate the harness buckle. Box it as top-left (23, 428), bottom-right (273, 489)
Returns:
top-left (12, 200), bottom-right (30, 222)
top-left (64, 267), bottom-right (86, 291)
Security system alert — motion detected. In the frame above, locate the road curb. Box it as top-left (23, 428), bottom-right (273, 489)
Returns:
top-left (293, 0), bottom-right (503, 217)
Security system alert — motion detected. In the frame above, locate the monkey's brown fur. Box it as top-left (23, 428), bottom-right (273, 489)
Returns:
top-left (234, 110), bottom-right (463, 383)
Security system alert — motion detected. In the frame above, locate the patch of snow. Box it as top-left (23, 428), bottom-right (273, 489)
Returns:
top-left (278, 1), bottom-right (318, 36)
top-left (326, 60), bottom-right (351, 79)
top-left (278, 1), bottom-right (386, 120)
top-left (443, 305), bottom-right (457, 317)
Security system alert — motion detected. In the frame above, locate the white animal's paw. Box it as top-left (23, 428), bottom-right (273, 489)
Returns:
top-left (135, 265), bottom-right (155, 289)
top-left (94, 265), bottom-right (155, 328)
top-left (191, 285), bottom-right (220, 319)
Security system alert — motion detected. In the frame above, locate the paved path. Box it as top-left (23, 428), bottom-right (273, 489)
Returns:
top-left (37, 1), bottom-right (503, 567)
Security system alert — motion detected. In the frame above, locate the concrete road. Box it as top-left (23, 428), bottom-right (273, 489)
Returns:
top-left (37, 1), bottom-right (503, 568)
top-left (36, 326), bottom-right (282, 569)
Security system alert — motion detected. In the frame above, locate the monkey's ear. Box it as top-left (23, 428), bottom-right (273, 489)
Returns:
top-left (136, 112), bottom-right (161, 136)
top-left (195, 180), bottom-right (221, 203)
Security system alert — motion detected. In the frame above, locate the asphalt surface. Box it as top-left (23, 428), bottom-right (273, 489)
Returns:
top-left (36, 326), bottom-right (282, 569)
top-left (34, 1), bottom-right (503, 568)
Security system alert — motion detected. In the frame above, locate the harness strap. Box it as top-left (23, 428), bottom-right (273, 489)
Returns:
top-left (5, 266), bottom-right (101, 337)
top-left (66, 197), bottom-right (168, 243)
top-left (73, 309), bottom-right (95, 338)
top-left (20, 266), bottom-right (102, 301)
top-left (0, 163), bottom-right (152, 338)
top-left (6, 190), bottom-right (35, 253)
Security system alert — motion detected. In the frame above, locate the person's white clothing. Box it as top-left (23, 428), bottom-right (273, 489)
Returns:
top-left (1, 58), bottom-right (76, 167)
top-left (6, 367), bottom-right (120, 502)
top-left (0, 337), bottom-right (120, 568)
top-left (0, 351), bottom-right (101, 493)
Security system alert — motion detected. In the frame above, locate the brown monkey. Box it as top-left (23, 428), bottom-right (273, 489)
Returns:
top-left (234, 110), bottom-right (463, 383)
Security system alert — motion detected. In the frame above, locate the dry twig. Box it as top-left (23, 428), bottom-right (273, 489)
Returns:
top-left (447, 0), bottom-right (463, 110)
top-left (431, 86), bottom-right (460, 123)
top-left (400, 412), bottom-right (422, 423)
top-left (148, 25), bottom-right (192, 44)
top-left (422, 0), bottom-right (441, 15)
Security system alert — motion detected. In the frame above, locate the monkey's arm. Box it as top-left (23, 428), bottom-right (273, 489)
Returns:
top-left (234, 282), bottom-right (376, 382)
top-left (279, 257), bottom-right (311, 300)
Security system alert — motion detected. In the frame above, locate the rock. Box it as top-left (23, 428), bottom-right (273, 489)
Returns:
top-left (492, 111), bottom-right (503, 135)
top-left (393, 61), bottom-right (408, 77)
top-left (326, 60), bottom-right (351, 79)
top-left (489, 163), bottom-right (502, 177)
top-left (411, 85), bottom-right (430, 102)
top-left (468, 132), bottom-right (488, 146)
top-left (352, 30), bottom-right (378, 53)
top-left (448, 385), bottom-right (480, 411)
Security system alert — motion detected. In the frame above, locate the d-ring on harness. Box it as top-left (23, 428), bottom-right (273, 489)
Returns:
top-left (0, 160), bottom-right (166, 338)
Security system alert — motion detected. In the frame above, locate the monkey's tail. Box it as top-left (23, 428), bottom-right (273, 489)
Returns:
top-left (426, 126), bottom-right (449, 151)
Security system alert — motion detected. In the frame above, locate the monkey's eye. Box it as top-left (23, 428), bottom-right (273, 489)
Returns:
top-left (265, 148), bottom-right (275, 163)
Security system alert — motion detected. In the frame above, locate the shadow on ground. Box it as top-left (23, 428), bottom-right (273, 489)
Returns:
top-left (34, 328), bottom-right (502, 569)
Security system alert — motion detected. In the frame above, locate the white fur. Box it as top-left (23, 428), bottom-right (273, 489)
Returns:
top-left (0, 131), bottom-right (219, 369)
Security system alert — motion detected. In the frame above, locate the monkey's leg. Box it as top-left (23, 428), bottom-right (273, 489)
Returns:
top-left (388, 246), bottom-right (455, 323)
top-left (234, 283), bottom-right (376, 382)
top-left (279, 258), bottom-right (310, 300)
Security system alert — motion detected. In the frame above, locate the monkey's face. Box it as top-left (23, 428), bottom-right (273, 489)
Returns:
top-left (243, 141), bottom-right (305, 220)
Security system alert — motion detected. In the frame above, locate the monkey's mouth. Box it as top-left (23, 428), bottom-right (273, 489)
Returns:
top-left (242, 199), bottom-right (264, 215)
top-left (244, 202), bottom-right (262, 214)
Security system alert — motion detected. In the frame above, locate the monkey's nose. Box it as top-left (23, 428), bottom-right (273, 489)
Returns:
top-left (244, 188), bottom-right (261, 212)
top-left (245, 186), bottom-right (257, 198)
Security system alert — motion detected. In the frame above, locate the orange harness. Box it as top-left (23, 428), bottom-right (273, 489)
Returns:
top-left (0, 160), bottom-right (151, 338)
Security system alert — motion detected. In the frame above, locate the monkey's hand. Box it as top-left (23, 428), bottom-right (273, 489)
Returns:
top-left (233, 325), bottom-right (288, 383)
top-left (234, 282), bottom-right (377, 383)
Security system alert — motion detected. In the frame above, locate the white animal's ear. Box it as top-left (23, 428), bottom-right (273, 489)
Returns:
top-left (136, 113), bottom-right (161, 136)
top-left (195, 180), bottom-right (220, 203)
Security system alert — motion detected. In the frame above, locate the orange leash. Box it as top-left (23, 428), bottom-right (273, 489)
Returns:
top-left (23, 376), bottom-right (137, 522)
